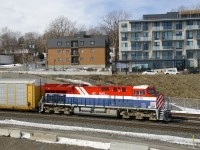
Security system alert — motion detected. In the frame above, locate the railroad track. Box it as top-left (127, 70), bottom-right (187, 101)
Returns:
top-left (0, 110), bottom-right (200, 135)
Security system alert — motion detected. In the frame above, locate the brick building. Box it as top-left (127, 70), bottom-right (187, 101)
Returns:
top-left (47, 32), bottom-right (110, 69)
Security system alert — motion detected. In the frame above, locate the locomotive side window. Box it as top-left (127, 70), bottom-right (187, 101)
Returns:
top-left (134, 90), bottom-right (140, 95)
top-left (102, 87), bottom-right (109, 91)
top-left (140, 90), bottom-right (145, 95)
top-left (122, 87), bottom-right (126, 92)
top-left (134, 90), bottom-right (145, 95)
top-left (113, 87), bottom-right (117, 92)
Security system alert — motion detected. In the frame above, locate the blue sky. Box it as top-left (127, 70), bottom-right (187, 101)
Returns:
top-left (0, 0), bottom-right (199, 34)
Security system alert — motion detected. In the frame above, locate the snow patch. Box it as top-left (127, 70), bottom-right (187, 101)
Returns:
top-left (56, 78), bottom-right (92, 86)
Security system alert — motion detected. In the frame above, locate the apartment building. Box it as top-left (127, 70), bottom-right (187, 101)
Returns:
top-left (47, 32), bottom-right (109, 69)
top-left (119, 10), bottom-right (200, 72)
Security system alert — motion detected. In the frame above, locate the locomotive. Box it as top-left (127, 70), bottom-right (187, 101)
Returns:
top-left (39, 83), bottom-right (172, 121)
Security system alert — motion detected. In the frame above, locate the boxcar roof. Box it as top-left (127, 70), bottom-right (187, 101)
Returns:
top-left (0, 79), bottom-right (45, 85)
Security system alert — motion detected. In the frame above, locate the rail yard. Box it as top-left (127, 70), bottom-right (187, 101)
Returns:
top-left (0, 73), bottom-right (199, 149)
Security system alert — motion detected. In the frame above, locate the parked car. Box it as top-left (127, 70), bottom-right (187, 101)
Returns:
top-left (164, 70), bottom-right (180, 74)
top-left (142, 70), bottom-right (158, 75)
top-left (187, 68), bottom-right (199, 74)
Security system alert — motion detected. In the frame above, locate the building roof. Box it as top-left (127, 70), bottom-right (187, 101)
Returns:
top-left (47, 32), bottom-right (108, 48)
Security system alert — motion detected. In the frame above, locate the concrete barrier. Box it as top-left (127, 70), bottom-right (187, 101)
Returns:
top-left (110, 142), bottom-right (149, 150)
top-left (9, 130), bottom-right (21, 138)
top-left (31, 132), bottom-right (57, 142)
top-left (0, 129), bottom-right (9, 137)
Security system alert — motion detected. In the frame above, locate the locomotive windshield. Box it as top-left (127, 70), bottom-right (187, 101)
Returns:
top-left (148, 89), bottom-right (155, 95)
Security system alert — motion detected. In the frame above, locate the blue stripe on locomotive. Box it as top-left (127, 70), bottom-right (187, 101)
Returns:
top-left (44, 94), bottom-right (155, 108)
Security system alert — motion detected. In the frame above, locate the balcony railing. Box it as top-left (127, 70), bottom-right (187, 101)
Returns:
top-left (186, 45), bottom-right (198, 49)
top-left (131, 27), bottom-right (142, 31)
top-left (186, 25), bottom-right (199, 30)
top-left (162, 46), bottom-right (175, 50)
top-left (120, 28), bottom-right (131, 32)
top-left (153, 46), bottom-right (162, 50)
top-left (120, 47), bottom-right (132, 51)
top-left (152, 26), bottom-right (163, 31)
top-left (173, 36), bottom-right (184, 40)
top-left (71, 61), bottom-right (79, 65)
top-left (71, 52), bottom-right (79, 56)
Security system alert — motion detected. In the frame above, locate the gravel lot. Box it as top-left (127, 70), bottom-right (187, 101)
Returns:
top-left (0, 136), bottom-right (98, 150)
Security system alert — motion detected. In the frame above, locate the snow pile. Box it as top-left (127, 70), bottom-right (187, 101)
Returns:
top-left (0, 119), bottom-right (199, 148)
top-left (0, 64), bottom-right (23, 68)
top-left (172, 104), bottom-right (200, 114)
top-left (57, 137), bottom-right (110, 149)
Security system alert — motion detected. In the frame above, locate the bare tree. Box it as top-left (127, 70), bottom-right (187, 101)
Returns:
top-left (44, 16), bottom-right (80, 38)
top-left (99, 10), bottom-right (131, 61)
top-left (87, 26), bottom-right (103, 36)
top-left (0, 27), bottom-right (22, 55)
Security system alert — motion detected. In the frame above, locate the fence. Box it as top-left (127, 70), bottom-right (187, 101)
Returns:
top-left (169, 97), bottom-right (200, 111)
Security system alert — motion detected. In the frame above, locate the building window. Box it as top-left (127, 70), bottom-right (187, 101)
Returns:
top-left (176, 41), bottom-right (183, 49)
top-left (143, 52), bottom-right (149, 59)
top-left (66, 50), bottom-right (70, 54)
top-left (131, 52), bottom-right (142, 60)
top-left (154, 32), bottom-right (160, 40)
top-left (66, 41), bottom-right (70, 46)
top-left (90, 49), bottom-right (94, 53)
top-left (90, 57), bottom-right (94, 61)
top-left (143, 22), bottom-right (148, 31)
top-left (80, 49), bottom-right (84, 53)
top-left (187, 50), bottom-right (194, 59)
top-left (154, 42), bottom-right (160, 46)
top-left (121, 23), bottom-right (127, 28)
top-left (162, 21), bottom-right (172, 30)
top-left (57, 42), bottom-right (62, 46)
top-left (90, 41), bottom-right (95, 45)
top-left (186, 31), bottom-right (193, 39)
top-left (121, 33), bottom-right (127, 41)
top-left (57, 50), bottom-right (62, 53)
top-left (154, 22), bottom-right (160, 27)
top-left (131, 42), bottom-right (141, 50)
top-left (80, 57), bottom-right (84, 61)
top-left (162, 51), bottom-right (173, 59)
top-left (176, 21), bottom-right (182, 30)
top-left (131, 32), bottom-right (141, 41)
top-left (176, 51), bottom-right (182, 59)
top-left (143, 42), bottom-right (149, 50)
top-left (57, 58), bottom-right (62, 62)
top-left (80, 41), bottom-right (84, 46)
top-left (66, 58), bottom-right (70, 62)
top-left (186, 20), bottom-right (193, 25)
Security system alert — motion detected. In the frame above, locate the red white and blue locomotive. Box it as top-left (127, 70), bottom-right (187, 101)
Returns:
top-left (39, 84), bottom-right (172, 121)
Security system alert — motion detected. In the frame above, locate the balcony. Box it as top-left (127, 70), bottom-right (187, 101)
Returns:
top-left (152, 26), bottom-right (163, 31)
top-left (71, 51), bottom-right (79, 56)
top-left (186, 25), bottom-right (199, 30)
top-left (131, 27), bottom-right (142, 32)
top-left (173, 36), bottom-right (184, 40)
top-left (71, 61), bottom-right (79, 65)
top-left (120, 28), bottom-right (131, 32)
top-left (120, 47), bottom-right (132, 51)
top-left (139, 37), bottom-right (151, 41)
top-left (153, 46), bottom-right (162, 50)
top-left (162, 46), bottom-right (175, 50)
top-left (186, 45), bottom-right (198, 49)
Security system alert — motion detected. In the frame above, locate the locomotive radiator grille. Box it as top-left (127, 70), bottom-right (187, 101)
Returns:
top-left (156, 94), bottom-right (164, 110)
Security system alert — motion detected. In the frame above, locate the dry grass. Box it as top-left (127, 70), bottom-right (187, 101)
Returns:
top-left (78, 74), bottom-right (200, 99)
